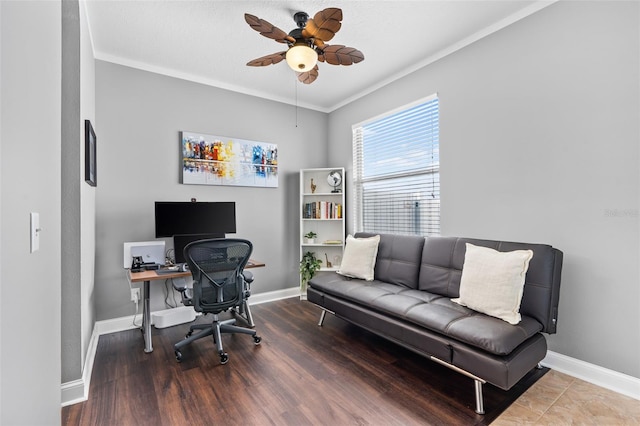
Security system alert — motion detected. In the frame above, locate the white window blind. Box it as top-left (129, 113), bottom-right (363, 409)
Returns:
top-left (352, 96), bottom-right (440, 236)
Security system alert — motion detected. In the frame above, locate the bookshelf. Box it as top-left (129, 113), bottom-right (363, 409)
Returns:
top-left (299, 167), bottom-right (345, 299)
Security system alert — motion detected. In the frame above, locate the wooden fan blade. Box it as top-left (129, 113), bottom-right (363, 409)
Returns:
top-left (322, 45), bottom-right (365, 66)
top-left (297, 65), bottom-right (319, 84)
top-left (302, 8), bottom-right (342, 42)
top-left (246, 52), bottom-right (286, 67)
top-left (244, 13), bottom-right (295, 44)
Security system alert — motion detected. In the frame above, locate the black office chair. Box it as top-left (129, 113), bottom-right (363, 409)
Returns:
top-left (173, 238), bottom-right (261, 364)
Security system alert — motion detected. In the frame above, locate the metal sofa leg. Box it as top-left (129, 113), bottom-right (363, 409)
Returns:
top-left (318, 309), bottom-right (327, 326)
top-left (430, 356), bottom-right (486, 415)
top-left (474, 380), bottom-right (485, 414)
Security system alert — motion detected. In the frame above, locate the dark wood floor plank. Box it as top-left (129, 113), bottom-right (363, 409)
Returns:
top-left (62, 297), bottom-right (546, 425)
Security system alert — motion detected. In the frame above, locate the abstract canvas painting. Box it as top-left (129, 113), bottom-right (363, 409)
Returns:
top-left (180, 131), bottom-right (278, 188)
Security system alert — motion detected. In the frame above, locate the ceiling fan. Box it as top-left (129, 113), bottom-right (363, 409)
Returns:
top-left (244, 8), bottom-right (364, 84)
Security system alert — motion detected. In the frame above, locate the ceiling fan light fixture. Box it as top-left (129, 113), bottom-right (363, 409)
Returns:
top-left (285, 44), bottom-right (318, 72)
top-left (245, 8), bottom-right (363, 84)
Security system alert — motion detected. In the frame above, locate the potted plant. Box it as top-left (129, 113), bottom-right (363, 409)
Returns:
top-left (304, 231), bottom-right (317, 244)
top-left (300, 251), bottom-right (322, 291)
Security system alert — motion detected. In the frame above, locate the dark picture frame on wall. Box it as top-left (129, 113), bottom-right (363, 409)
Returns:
top-left (85, 119), bottom-right (97, 186)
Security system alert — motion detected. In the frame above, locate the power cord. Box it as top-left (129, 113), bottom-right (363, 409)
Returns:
top-left (166, 248), bottom-right (175, 266)
top-left (126, 268), bottom-right (142, 327)
top-left (164, 279), bottom-right (178, 309)
top-left (131, 295), bottom-right (142, 328)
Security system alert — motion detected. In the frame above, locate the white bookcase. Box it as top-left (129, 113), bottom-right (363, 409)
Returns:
top-left (300, 167), bottom-right (345, 299)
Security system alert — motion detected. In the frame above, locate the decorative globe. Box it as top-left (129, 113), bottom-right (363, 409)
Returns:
top-left (327, 171), bottom-right (342, 192)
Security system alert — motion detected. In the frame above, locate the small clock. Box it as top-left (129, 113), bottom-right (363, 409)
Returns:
top-left (327, 170), bottom-right (342, 193)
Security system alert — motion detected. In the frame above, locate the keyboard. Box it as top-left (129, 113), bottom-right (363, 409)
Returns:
top-left (156, 267), bottom-right (181, 275)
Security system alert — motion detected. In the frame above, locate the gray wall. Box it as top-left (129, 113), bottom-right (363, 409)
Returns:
top-left (328, 1), bottom-right (639, 378)
top-left (61, 0), bottom-right (82, 385)
top-left (95, 61), bottom-right (328, 320)
top-left (1, 1), bottom-right (62, 424)
top-left (61, 0), bottom-right (96, 385)
top-left (79, 0), bottom-right (96, 379)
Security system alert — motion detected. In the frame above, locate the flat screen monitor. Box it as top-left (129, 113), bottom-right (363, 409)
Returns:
top-left (173, 233), bottom-right (225, 264)
top-left (154, 201), bottom-right (236, 238)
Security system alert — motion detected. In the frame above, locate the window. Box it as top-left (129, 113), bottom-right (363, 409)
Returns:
top-left (352, 95), bottom-right (439, 236)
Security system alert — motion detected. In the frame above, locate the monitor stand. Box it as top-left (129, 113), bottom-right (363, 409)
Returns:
top-left (173, 233), bottom-right (225, 264)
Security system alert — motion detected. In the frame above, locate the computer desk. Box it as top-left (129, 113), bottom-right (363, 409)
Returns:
top-left (128, 259), bottom-right (265, 353)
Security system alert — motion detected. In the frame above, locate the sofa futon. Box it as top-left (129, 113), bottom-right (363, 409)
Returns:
top-left (307, 232), bottom-right (563, 414)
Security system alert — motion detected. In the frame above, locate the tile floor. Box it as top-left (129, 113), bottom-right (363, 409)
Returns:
top-left (493, 370), bottom-right (640, 425)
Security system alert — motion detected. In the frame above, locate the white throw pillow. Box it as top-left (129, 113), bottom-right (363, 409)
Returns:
top-left (452, 243), bottom-right (533, 325)
top-left (337, 234), bottom-right (381, 281)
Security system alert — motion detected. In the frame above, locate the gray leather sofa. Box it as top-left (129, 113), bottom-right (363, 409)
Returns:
top-left (307, 233), bottom-right (563, 414)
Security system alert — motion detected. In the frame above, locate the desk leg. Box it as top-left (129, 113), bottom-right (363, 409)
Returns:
top-left (142, 280), bottom-right (153, 353)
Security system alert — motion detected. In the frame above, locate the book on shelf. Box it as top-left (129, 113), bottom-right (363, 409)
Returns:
top-left (323, 240), bottom-right (343, 245)
top-left (302, 202), bottom-right (342, 219)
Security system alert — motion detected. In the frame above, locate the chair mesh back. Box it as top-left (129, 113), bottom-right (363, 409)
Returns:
top-left (183, 239), bottom-right (253, 313)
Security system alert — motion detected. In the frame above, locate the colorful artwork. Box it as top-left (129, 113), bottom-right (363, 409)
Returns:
top-left (180, 131), bottom-right (278, 188)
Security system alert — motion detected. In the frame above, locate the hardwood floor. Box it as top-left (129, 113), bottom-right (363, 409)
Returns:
top-left (62, 298), bottom-right (546, 425)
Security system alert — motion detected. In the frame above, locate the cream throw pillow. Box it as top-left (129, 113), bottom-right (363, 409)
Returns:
top-left (337, 234), bottom-right (381, 281)
top-left (452, 243), bottom-right (533, 325)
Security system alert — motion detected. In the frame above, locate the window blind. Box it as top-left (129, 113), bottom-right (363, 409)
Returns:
top-left (352, 96), bottom-right (440, 236)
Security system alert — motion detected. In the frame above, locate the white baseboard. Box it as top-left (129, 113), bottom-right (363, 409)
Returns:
top-left (91, 287), bottom-right (300, 336)
top-left (542, 351), bottom-right (640, 400)
top-left (62, 290), bottom-right (639, 406)
top-left (61, 379), bottom-right (85, 407)
top-left (61, 324), bottom-right (100, 407)
top-left (248, 286), bottom-right (300, 305)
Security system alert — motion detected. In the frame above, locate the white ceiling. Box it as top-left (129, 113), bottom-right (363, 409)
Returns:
top-left (84, 0), bottom-right (553, 112)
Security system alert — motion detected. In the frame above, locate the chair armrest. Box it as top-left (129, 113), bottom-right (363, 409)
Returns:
top-left (172, 277), bottom-right (194, 306)
top-left (243, 270), bottom-right (254, 284)
top-left (172, 277), bottom-right (189, 293)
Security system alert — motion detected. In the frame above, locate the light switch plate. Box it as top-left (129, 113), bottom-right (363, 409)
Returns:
top-left (30, 212), bottom-right (40, 253)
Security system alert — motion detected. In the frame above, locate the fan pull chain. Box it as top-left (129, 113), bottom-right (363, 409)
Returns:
top-left (295, 77), bottom-right (299, 128)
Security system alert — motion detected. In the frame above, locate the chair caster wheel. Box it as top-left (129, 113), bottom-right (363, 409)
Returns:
top-left (220, 352), bottom-right (229, 364)
top-left (175, 350), bottom-right (183, 362)
top-left (253, 335), bottom-right (262, 345)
